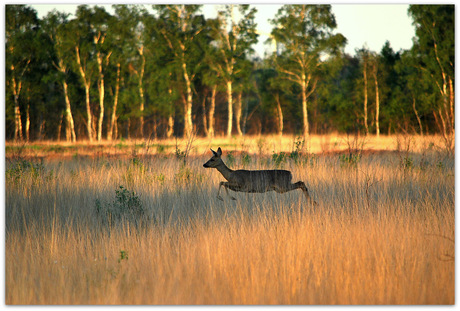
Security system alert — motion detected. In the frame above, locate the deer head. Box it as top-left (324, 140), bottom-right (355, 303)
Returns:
top-left (203, 147), bottom-right (223, 168)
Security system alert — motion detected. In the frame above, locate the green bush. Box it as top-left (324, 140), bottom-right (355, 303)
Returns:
top-left (95, 186), bottom-right (144, 228)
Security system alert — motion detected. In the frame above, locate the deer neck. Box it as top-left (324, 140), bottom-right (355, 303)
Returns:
top-left (215, 160), bottom-right (233, 181)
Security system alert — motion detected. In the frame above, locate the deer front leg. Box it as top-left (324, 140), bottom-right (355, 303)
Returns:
top-left (217, 182), bottom-right (236, 201)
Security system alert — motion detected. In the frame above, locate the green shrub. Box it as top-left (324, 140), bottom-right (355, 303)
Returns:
top-left (95, 186), bottom-right (144, 228)
top-left (241, 153), bottom-right (252, 167)
top-left (272, 152), bottom-right (287, 168)
top-left (339, 153), bottom-right (361, 168)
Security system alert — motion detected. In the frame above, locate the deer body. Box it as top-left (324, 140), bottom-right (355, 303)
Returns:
top-left (203, 147), bottom-right (316, 204)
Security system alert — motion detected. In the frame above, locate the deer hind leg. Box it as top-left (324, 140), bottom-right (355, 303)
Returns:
top-left (275, 181), bottom-right (317, 205)
top-left (295, 181), bottom-right (317, 205)
top-left (217, 182), bottom-right (236, 201)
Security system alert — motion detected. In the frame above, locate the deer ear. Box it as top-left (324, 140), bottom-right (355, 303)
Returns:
top-left (211, 148), bottom-right (217, 156)
top-left (217, 147), bottom-right (222, 156)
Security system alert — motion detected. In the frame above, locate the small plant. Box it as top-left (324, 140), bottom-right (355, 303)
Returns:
top-left (175, 165), bottom-right (193, 182)
top-left (156, 173), bottom-right (166, 185)
top-left (118, 250), bottom-right (128, 263)
top-left (130, 157), bottom-right (145, 173)
top-left (226, 151), bottom-right (236, 168)
top-left (288, 137), bottom-right (306, 164)
top-left (95, 186), bottom-right (144, 228)
top-left (256, 138), bottom-right (266, 155)
top-left (174, 131), bottom-right (196, 166)
top-left (401, 156), bottom-right (414, 171)
top-left (436, 161), bottom-right (445, 170)
top-left (6, 159), bottom-right (45, 184)
top-left (272, 152), bottom-right (287, 168)
top-left (339, 153), bottom-right (361, 168)
top-left (156, 144), bottom-right (166, 154)
top-left (241, 153), bottom-right (251, 167)
top-left (175, 147), bottom-right (187, 162)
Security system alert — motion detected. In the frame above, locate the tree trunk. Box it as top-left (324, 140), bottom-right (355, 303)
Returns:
top-left (412, 97), bottom-right (423, 136)
top-left (202, 93), bottom-right (208, 137)
top-left (167, 114), bottom-right (174, 138)
top-left (57, 112), bottom-right (63, 141)
top-left (25, 104), bottom-right (30, 142)
top-left (108, 63), bottom-right (120, 141)
top-left (138, 47), bottom-right (145, 138)
top-left (449, 77), bottom-right (454, 133)
top-left (373, 62), bottom-right (380, 137)
top-left (301, 73), bottom-right (309, 138)
top-left (208, 85), bottom-right (216, 138)
top-left (235, 92), bottom-right (243, 136)
top-left (13, 97), bottom-right (23, 141)
top-left (96, 51), bottom-right (105, 142)
top-left (226, 80), bottom-right (233, 137)
top-left (62, 81), bottom-right (76, 142)
top-left (11, 72), bottom-right (23, 141)
top-left (84, 82), bottom-right (93, 142)
top-left (363, 59), bottom-right (369, 135)
top-left (38, 115), bottom-right (45, 141)
top-left (76, 46), bottom-right (93, 142)
top-left (182, 61), bottom-right (193, 138)
top-left (275, 94), bottom-right (283, 136)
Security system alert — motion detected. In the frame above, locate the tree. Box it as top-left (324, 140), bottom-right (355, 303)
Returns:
top-left (69, 5), bottom-right (96, 141)
top-left (208, 4), bottom-right (258, 137)
top-left (42, 11), bottom-right (77, 142)
top-left (153, 5), bottom-right (206, 138)
top-left (408, 5), bottom-right (454, 136)
top-left (91, 6), bottom-right (113, 141)
top-left (6, 5), bottom-right (39, 141)
top-left (356, 47), bottom-right (370, 135)
top-left (370, 52), bottom-right (380, 137)
top-left (111, 5), bottom-right (148, 139)
top-left (270, 5), bottom-right (346, 138)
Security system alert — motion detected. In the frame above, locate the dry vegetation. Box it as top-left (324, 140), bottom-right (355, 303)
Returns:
top-left (5, 134), bottom-right (455, 305)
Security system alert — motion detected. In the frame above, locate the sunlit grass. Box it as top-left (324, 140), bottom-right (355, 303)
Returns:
top-left (5, 134), bottom-right (454, 304)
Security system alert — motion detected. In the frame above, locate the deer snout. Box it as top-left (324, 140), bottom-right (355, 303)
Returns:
top-left (203, 163), bottom-right (209, 168)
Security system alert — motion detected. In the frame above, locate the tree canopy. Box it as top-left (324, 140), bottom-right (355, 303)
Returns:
top-left (5, 4), bottom-right (455, 141)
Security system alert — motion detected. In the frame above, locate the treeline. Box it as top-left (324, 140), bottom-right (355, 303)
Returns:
top-left (6, 4), bottom-right (454, 142)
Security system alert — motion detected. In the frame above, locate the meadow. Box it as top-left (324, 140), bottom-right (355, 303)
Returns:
top-left (5, 134), bottom-right (455, 304)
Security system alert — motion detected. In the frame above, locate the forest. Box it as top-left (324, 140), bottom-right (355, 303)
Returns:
top-left (5, 4), bottom-right (455, 142)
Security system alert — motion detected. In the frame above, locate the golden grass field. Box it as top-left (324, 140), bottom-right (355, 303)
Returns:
top-left (5, 134), bottom-right (455, 304)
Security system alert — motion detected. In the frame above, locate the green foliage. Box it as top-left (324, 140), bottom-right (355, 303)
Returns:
top-left (6, 159), bottom-right (45, 184)
top-left (225, 151), bottom-right (236, 168)
top-left (272, 152), bottom-right (287, 168)
top-left (4, 4), bottom-right (455, 140)
top-left (401, 156), bottom-right (414, 171)
top-left (175, 147), bottom-right (187, 163)
top-left (288, 137), bottom-right (304, 164)
top-left (118, 250), bottom-right (128, 263)
top-left (95, 186), bottom-right (144, 228)
top-left (339, 153), bottom-right (361, 168)
top-left (241, 153), bottom-right (252, 167)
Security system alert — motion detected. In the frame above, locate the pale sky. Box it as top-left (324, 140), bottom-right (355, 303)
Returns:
top-left (31, 4), bottom-right (415, 57)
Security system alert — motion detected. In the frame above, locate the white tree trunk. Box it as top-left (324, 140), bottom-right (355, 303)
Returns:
top-left (63, 81), bottom-right (76, 142)
top-left (108, 63), bottom-right (120, 141)
top-left (183, 61), bottom-right (193, 138)
top-left (226, 80), bottom-right (233, 137)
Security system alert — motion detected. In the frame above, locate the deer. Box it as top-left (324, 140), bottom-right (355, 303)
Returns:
top-left (203, 147), bottom-right (316, 205)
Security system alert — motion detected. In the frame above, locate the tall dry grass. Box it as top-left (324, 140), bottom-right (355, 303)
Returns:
top-left (5, 135), bottom-right (454, 304)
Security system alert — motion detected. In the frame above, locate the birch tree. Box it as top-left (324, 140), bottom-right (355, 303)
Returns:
top-left (409, 5), bottom-right (454, 136)
top-left (153, 5), bottom-right (205, 138)
top-left (270, 5), bottom-right (345, 138)
top-left (6, 5), bottom-right (39, 141)
top-left (42, 11), bottom-right (78, 142)
top-left (209, 4), bottom-right (258, 137)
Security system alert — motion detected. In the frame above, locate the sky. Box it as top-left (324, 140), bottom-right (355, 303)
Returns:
top-left (31, 4), bottom-right (415, 57)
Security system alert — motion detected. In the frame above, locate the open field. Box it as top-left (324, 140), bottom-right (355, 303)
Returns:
top-left (5, 134), bottom-right (455, 304)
